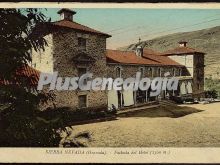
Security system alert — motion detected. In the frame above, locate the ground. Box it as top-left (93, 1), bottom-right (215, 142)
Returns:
top-left (71, 102), bottom-right (220, 147)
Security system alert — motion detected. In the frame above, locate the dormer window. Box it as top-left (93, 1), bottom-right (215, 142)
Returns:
top-left (135, 46), bottom-right (143, 57)
top-left (78, 37), bottom-right (86, 50)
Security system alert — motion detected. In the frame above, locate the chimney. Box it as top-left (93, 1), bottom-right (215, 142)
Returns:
top-left (57, 8), bottom-right (76, 21)
top-left (178, 41), bottom-right (187, 47)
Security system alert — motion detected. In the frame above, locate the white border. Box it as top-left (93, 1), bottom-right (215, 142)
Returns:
top-left (0, 3), bottom-right (220, 9)
top-left (0, 147), bottom-right (220, 163)
top-left (0, 3), bottom-right (220, 163)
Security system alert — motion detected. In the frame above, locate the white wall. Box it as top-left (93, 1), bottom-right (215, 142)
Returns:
top-left (169, 55), bottom-right (194, 76)
top-left (30, 34), bottom-right (53, 73)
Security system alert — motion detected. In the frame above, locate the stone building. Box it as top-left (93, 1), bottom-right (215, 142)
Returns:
top-left (31, 8), bottom-right (111, 109)
top-left (106, 48), bottom-right (188, 109)
top-left (31, 8), bottom-right (205, 110)
top-left (106, 40), bottom-right (205, 108)
top-left (162, 41), bottom-right (205, 99)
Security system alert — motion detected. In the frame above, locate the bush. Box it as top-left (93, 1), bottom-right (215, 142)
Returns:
top-left (205, 90), bottom-right (218, 99)
top-left (0, 104), bottom-right (62, 147)
top-left (39, 105), bottom-right (110, 125)
top-left (0, 104), bottom-right (100, 147)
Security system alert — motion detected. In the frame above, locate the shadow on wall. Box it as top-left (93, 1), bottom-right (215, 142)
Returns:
top-left (118, 104), bottom-right (203, 118)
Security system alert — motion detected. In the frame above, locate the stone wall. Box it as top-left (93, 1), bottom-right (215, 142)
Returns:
top-left (106, 63), bottom-right (184, 106)
top-left (107, 64), bottom-right (183, 79)
top-left (52, 29), bottom-right (108, 109)
top-left (193, 53), bottom-right (205, 98)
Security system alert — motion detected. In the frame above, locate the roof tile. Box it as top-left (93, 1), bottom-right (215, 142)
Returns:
top-left (162, 46), bottom-right (205, 56)
top-left (52, 20), bottom-right (111, 37)
top-left (143, 49), bottom-right (183, 66)
top-left (106, 49), bottom-right (183, 66)
top-left (0, 65), bottom-right (40, 86)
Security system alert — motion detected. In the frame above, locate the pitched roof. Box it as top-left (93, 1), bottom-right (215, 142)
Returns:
top-left (143, 50), bottom-right (183, 66)
top-left (162, 46), bottom-right (205, 56)
top-left (52, 20), bottom-right (111, 38)
top-left (106, 49), bottom-right (183, 67)
top-left (0, 65), bottom-right (40, 86)
top-left (106, 49), bottom-right (158, 65)
top-left (143, 48), bottom-right (163, 56)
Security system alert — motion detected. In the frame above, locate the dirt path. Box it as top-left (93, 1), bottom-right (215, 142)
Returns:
top-left (71, 102), bottom-right (220, 147)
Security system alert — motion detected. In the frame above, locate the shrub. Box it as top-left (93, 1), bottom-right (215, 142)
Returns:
top-left (39, 105), bottom-right (110, 125)
top-left (205, 90), bottom-right (218, 99)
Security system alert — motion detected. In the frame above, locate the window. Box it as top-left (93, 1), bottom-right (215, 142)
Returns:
top-left (179, 68), bottom-right (182, 76)
top-left (149, 67), bottom-right (153, 77)
top-left (78, 67), bottom-right (87, 77)
top-left (78, 37), bottom-right (86, 50)
top-left (78, 95), bottom-right (87, 108)
top-left (78, 67), bottom-right (87, 85)
top-left (172, 68), bottom-right (175, 76)
top-left (158, 68), bottom-right (162, 77)
top-left (139, 67), bottom-right (144, 78)
top-left (116, 67), bottom-right (122, 78)
top-left (197, 70), bottom-right (201, 80)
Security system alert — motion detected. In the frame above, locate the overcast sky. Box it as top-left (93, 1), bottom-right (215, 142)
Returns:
top-left (41, 8), bottom-right (220, 49)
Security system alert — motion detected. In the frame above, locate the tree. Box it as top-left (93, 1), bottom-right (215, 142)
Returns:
top-left (0, 8), bottom-right (59, 147)
top-left (0, 8), bottom-right (50, 103)
top-left (0, 9), bottom-right (91, 147)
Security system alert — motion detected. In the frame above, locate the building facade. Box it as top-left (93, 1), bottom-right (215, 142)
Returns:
top-left (106, 48), bottom-right (189, 109)
top-left (31, 8), bottom-right (110, 109)
top-left (162, 41), bottom-right (205, 100)
top-left (31, 9), bottom-right (205, 110)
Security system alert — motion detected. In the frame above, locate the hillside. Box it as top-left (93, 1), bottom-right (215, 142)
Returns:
top-left (119, 26), bottom-right (220, 78)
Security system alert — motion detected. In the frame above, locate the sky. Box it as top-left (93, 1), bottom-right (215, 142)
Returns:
top-left (41, 8), bottom-right (220, 49)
